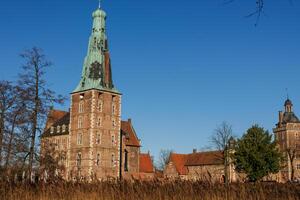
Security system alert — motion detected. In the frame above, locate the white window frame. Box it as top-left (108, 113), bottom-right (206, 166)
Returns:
top-left (77, 133), bottom-right (83, 145)
top-left (78, 116), bottom-right (83, 129)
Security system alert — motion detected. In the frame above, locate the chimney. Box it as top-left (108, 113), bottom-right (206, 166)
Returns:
top-left (279, 111), bottom-right (283, 125)
top-left (128, 118), bottom-right (132, 124)
top-left (193, 149), bottom-right (197, 153)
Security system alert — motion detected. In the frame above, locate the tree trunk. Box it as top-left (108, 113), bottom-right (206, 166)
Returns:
top-left (0, 112), bottom-right (5, 164)
top-left (4, 114), bottom-right (17, 170)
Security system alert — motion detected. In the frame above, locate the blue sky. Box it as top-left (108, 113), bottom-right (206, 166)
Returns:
top-left (1, 0), bottom-right (300, 161)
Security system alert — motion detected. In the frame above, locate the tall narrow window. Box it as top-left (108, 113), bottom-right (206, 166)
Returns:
top-left (98, 100), bottom-right (103, 112)
top-left (96, 117), bottom-right (102, 127)
top-left (112, 118), bottom-right (116, 128)
top-left (96, 132), bottom-right (101, 145)
top-left (111, 134), bottom-right (115, 146)
top-left (112, 103), bottom-right (116, 115)
top-left (111, 153), bottom-right (115, 167)
top-left (57, 125), bottom-right (61, 133)
top-left (77, 133), bottom-right (83, 145)
top-left (79, 102), bottom-right (84, 113)
top-left (76, 153), bottom-right (82, 169)
top-left (124, 150), bottom-right (128, 171)
top-left (78, 117), bottom-right (83, 128)
top-left (96, 153), bottom-right (101, 166)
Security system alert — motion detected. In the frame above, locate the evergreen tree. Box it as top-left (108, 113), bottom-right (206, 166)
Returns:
top-left (234, 125), bottom-right (281, 182)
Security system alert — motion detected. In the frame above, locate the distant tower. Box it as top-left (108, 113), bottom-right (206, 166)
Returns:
top-left (67, 6), bottom-right (121, 179)
top-left (273, 98), bottom-right (300, 182)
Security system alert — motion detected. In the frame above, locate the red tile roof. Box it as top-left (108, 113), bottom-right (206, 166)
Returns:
top-left (45, 109), bottom-right (68, 130)
top-left (185, 151), bottom-right (224, 166)
top-left (169, 151), bottom-right (224, 175)
top-left (169, 153), bottom-right (189, 175)
top-left (139, 153), bottom-right (154, 173)
top-left (121, 119), bottom-right (141, 147)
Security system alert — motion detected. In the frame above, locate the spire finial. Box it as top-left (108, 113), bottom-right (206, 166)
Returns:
top-left (286, 88), bottom-right (289, 100)
top-left (98, 0), bottom-right (101, 9)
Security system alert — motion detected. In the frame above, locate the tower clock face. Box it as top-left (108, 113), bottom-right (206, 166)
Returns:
top-left (89, 61), bottom-right (102, 80)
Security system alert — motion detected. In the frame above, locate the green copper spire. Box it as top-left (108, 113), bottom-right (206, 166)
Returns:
top-left (73, 7), bottom-right (119, 94)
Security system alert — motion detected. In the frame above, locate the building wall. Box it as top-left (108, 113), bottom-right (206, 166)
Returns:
top-left (187, 165), bottom-right (225, 183)
top-left (274, 123), bottom-right (300, 182)
top-left (67, 90), bottom-right (121, 180)
top-left (122, 145), bottom-right (140, 179)
top-left (164, 162), bottom-right (180, 179)
top-left (41, 135), bottom-right (69, 179)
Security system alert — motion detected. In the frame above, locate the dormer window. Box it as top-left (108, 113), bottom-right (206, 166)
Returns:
top-left (57, 126), bottom-right (61, 133)
top-left (62, 124), bottom-right (66, 133)
top-left (50, 126), bottom-right (54, 134)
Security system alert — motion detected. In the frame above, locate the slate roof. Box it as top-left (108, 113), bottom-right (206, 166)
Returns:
top-left (139, 153), bottom-right (154, 173)
top-left (282, 112), bottom-right (300, 124)
top-left (121, 119), bottom-right (141, 147)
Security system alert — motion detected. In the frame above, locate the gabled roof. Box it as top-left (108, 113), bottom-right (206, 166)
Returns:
top-left (139, 153), bottom-right (154, 173)
top-left (42, 111), bottom-right (70, 138)
top-left (121, 119), bottom-right (141, 147)
top-left (185, 151), bottom-right (223, 166)
top-left (45, 110), bottom-right (68, 130)
top-left (168, 151), bottom-right (224, 175)
top-left (169, 153), bottom-right (189, 175)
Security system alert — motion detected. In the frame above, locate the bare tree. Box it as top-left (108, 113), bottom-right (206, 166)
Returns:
top-left (156, 149), bottom-right (173, 171)
top-left (211, 121), bottom-right (234, 185)
top-left (0, 81), bottom-right (16, 166)
top-left (18, 47), bottom-right (65, 178)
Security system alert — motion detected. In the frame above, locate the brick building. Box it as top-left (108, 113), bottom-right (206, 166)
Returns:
top-left (41, 6), bottom-right (154, 180)
top-left (164, 150), bottom-right (238, 182)
top-left (273, 98), bottom-right (300, 182)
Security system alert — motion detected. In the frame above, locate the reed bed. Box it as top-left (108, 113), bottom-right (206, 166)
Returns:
top-left (1, 180), bottom-right (299, 200)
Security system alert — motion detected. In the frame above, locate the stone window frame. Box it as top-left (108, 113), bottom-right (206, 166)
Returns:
top-left (96, 117), bottom-right (102, 127)
top-left (96, 152), bottom-right (101, 167)
top-left (79, 101), bottom-right (84, 113)
top-left (50, 126), bottom-right (54, 134)
top-left (111, 133), bottom-right (116, 146)
top-left (96, 131), bottom-right (102, 145)
top-left (62, 124), bottom-right (66, 133)
top-left (76, 152), bottom-right (82, 169)
top-left (78, 116), bottom-right (83, 129)
top-left (77, 133), bottom-right (83, 145)
top-left (111, 153), bottom-right (116, 168)
top-left (112, 118), bottom-right (116, 129)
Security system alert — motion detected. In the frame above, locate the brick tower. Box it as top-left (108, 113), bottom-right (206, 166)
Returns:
top-left (67, 6), bottom-right (122, 180)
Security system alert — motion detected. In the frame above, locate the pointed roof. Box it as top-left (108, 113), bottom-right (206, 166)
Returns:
top-left (73, 7), bottom-right (119, 94)
top-left (121, 119), bottom-right (141, 147)
top-left (169, 153), bottom-right (189, 175)
top-left (43, 111), bottom-right (70, 138)
top-left (139, 153), bottom-right (154, 173)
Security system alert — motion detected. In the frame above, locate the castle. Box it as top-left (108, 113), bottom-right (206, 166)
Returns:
top-left (41, 6), bottom-right (154, 180)
top-left (41, 5), bottom-right (300, 183)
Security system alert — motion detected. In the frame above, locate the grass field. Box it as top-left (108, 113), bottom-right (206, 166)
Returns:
top-left (1, 180), bottom-right (300, 200)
